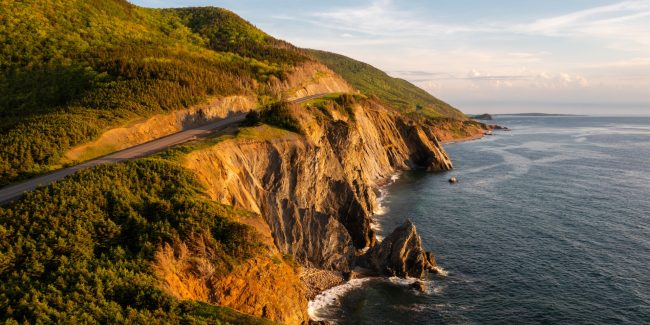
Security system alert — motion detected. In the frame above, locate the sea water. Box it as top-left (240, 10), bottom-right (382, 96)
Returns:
top-left (309, 116), bottom-right (650, 324)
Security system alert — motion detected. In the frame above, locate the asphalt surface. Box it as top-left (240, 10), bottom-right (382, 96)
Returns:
top-left (0, 93), bottom-right (328, 204)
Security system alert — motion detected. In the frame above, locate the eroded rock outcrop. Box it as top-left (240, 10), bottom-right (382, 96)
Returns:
top-left (184, 97), bottom-right (451, 274)
top-left (283, 61), bottom-right (354, 99)
top-left (361, 220), bottom-right (437, 278)
top-left (154, 219), bottom-right (309, 324)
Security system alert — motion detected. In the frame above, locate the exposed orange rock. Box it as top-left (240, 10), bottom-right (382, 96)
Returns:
top-left (182, 97), bottom-right (452, 274)
top-left (212, 256), bottom-right (308, 324)
top-left (153, 228), bottom-right (308, 324)
top-left (283, 61), bottom-right (354, 99)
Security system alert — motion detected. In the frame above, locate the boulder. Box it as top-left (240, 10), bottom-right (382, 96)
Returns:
top-left (410, 280), bottom-right (427, 293)
top-left (362, 220), bottom-right (437, 278)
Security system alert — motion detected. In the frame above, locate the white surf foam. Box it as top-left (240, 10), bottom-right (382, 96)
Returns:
top-left (307, 278), bottom-right (373, 322)
top-left (308, 274), bottom-right (451, 322)
top-left (388, 276), bottom-right (419, 285)
top-left (432, 265), bottom-right (449, 277)
top-left (371, 172), bottom-right (402, 241)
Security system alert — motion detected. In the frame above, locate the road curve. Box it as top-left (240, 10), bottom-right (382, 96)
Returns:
top-left (0, 93), bottom-right (330, 204)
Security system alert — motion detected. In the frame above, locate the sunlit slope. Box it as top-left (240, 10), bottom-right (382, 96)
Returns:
top-left (0, 1), bottom-right (307, 186)
top-left (308, 49), bottom-right (466, 120)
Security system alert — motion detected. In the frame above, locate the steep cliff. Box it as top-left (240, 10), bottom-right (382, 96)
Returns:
top-left (153, 221), bottom-right (308, 324)
top-left (182, 96), bottom-right (451, 275)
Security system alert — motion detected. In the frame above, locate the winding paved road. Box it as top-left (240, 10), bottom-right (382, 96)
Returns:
top-left (0, 93), bottom-right (328, 205)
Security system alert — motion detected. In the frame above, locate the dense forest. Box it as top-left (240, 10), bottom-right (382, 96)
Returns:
top-left (0, 0), bottom-right (308, 186)
top-left (0, 1), bottom-right (478, 322)
top-left (0, 157), bottom-right (274, 324)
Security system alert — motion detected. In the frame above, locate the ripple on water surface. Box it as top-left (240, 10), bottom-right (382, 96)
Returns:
top-left (310, 116), bottom-right (650, 324)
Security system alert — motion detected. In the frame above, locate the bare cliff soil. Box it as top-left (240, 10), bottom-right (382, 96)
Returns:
top-left (160, 95), bottom-right (451, 322)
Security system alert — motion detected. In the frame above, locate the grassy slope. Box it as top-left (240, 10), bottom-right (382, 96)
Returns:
top-left (0, 0), bottom-right (307, 186)
top-left (307, 49), bottom-right (466, 120)
top-left (0, 2), bottom-right (484, 323)
top-left (0, 157), bottom-right (276, 324)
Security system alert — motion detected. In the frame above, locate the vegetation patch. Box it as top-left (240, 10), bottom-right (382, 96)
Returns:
top-left (303, 93), bottom-right (363, 123)
top-left (0, 158), bottom-right (270, 323)
top-left (0, 1), bottom-right (309, 187)
top-left (425, 117), bottom-right (488, 141)
top-left (244, 101), bottom-right (303, 134)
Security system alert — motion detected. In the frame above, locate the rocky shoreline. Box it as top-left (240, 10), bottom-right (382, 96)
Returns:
top-left (304, 125), bottom-right (495, 321)
top-left (301, 268), bottom-right (347, 301)
top-left (179, 95), bottom-right (481, 323)
top-left (442, 132), bottom-right (486, 144)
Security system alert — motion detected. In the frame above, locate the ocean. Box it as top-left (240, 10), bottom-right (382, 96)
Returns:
top-left (309, 116), bottom-right (650, 324)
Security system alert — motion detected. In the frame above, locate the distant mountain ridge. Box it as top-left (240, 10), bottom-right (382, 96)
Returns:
top-left (496, 113), bottom-right (585, 116)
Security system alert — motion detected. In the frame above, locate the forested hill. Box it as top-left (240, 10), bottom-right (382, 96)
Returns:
top-left (0, 0), bottom-right (307, 187)
top-left (1, 1), bottom-right (470, 323)
top-left (308, 49), bottom-right (465, 120)
top-left (0, 0), bottom-right (466, 187)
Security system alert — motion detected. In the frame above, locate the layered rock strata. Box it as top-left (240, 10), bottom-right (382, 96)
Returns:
top-left (184, 98), bottom-right (451, 273)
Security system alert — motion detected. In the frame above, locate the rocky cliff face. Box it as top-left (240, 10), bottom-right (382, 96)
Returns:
top-left (153, 213), bottom-right (308, 324)
top-left (283, 61), bottom-right (354, 100)
top-left (183, 98), bottom-right (451, 274)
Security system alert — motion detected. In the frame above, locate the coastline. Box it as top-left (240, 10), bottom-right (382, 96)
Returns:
top-left (307, 132), bottom-right (480, 321)
top-left (306, 170), bottom-right (416, 322)
top-left (305, 129), bottom-right (486, 322)
top-left (441, 133), bottom-right (485, 144)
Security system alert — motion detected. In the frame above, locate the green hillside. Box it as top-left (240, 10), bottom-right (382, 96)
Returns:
top-left (0, 1), bottom-right (477, 322)
top-left (0, 157), bottom-right (275, 323)
top-left (307, 49), bottom-right (466, 120)
top-left (0, 1), bottom-right (469, 187)
top-left (0, 0), bottom-right (307, 187)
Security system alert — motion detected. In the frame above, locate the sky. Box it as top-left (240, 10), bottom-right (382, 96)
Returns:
top-left (130, 0), bottom-right (650, 114)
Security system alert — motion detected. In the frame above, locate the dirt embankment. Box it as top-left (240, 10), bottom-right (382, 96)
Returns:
top-left (63, 61), bottom-right (352, 164)
top-left (63, 95), bottom-right (256, 163)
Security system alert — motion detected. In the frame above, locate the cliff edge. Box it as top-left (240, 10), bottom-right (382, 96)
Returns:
top-left (183, 95), bottom-right (450, 279)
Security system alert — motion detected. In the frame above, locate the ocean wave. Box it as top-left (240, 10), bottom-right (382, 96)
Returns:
top-left (371, 172), bottom-right (402, 240)
top-left (308, 275), bottom-right (446, 321)
top-left (307, 278), bottom-right (374, 321)
top-left (432, 265), bottom-right (449, 277)
top-left (387, 276), bottom-right (419, 285)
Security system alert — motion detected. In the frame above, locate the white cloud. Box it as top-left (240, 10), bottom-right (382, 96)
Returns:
top-left (299, 1), bottom-right (650, 110)
top-left (519, 0), bottom-right (650, 34)
top-left (514, 0), bottom-right (650, 50)
top-left (309, 0), bottom-right (495, 38)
